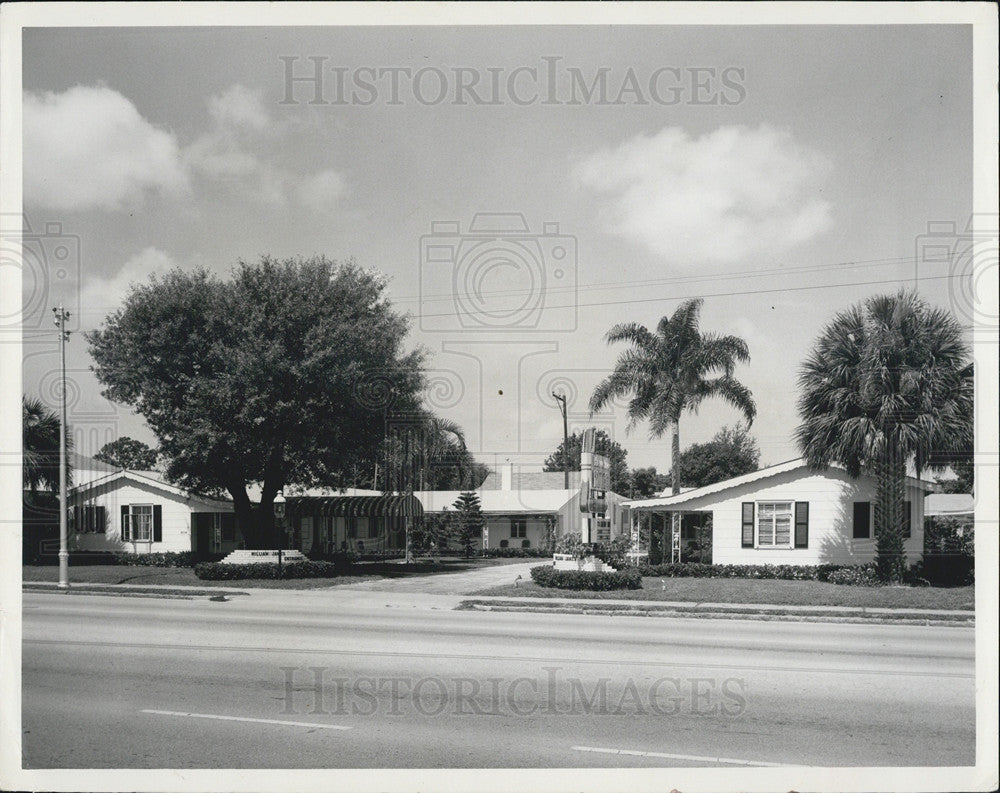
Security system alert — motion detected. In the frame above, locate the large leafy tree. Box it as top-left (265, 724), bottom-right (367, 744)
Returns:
top-left (542, 429), bottom-right (630, 493)
top-left (589, 298), bottom-right (755, 558)
top-left (23, 395), bottom-right (72, 493)
top-left (87, 256), bottom-right (425, 548)
top-left (796, 290), bottom-right (973, 582)
top-left (678, 423), bottom-right (760, 488)
top-left (628, 466), bottom-right (670, 499)
top-left (94, 436), bottom-right (159, 471)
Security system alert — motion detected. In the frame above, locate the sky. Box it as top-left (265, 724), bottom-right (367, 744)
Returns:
top-left (16, 21), bottom-right (977, 477)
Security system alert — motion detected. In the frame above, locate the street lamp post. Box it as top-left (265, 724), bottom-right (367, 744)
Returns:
top-left (552, 392), bottom-right (569, 489)
top-left (53, 306), bottom-right (71, 589)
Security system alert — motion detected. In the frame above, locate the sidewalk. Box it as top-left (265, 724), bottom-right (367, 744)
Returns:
top-left (22, 580), bottom-right (974, 624)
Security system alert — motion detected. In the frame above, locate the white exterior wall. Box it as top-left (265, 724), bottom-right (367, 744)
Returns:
top-left (70, 478), bottom-right (232, 555)
top-left (660, 468), bottom-right (925, 566)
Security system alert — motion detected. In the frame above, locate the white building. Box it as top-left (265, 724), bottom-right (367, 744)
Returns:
top-left (625, 458), bottom-right (938, 566)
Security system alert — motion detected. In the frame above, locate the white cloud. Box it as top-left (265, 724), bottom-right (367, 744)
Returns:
top-left (80, 247), bottom-right (176, 327)
top-left (207, 84), bottom-right (270, 132)
top-left (185, 85), bottom-right (346, 212)
top-left (296, 169), bottom-right (347, 212)
top-left (575, 124), bottom-right (833, 266)
top-left (24, 86), bottom-right (189, 212)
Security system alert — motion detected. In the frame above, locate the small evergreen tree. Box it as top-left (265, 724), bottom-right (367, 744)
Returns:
top-left (452, 492), bottom-right (485, 557)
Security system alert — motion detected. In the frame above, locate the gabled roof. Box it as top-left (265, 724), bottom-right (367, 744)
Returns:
top-left (70, 469), bottom-right (231, 507)
top-left (413, 489), bottom-right (576, 514)
top-left (627, 458), bottom-right (939, 510)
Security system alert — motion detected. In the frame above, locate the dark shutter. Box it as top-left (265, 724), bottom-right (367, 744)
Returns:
top-left (853, 501), bottom-right (871, 539)
top-left (903, 500), bottom-right (911, 538)
top-left (97, 505), bottom-right (107, 534)
top-left (221, 512), bottom-right (235, 542)
top-left (794, 502), bottom-right (809, 548)
top-left (741, 502), bottom-right (755, 548)
top-left (153, 504), bottom-right (163, 542)
top-left (72, 505), bottom-right (81, 533)
top-left (121, 505), bottom-right (130, 541)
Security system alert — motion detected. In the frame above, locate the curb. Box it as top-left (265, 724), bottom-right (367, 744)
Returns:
top-left (458, 600), bottom-right (975, 626)
top-left (22, 582), bottom-right (250, 600)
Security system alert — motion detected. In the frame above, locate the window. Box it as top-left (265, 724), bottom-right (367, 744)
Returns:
top-left (857, 501), bottom-right (911, 539)
top-left (129, 505), bottom-right (153, 541)
top-left (756, 502), bottom-right (793, 548)
top-left (73, 505), bottom-right (106, 533)
top-left (510, 519), bottom-right (526, 538)
top-left (853, 502), bottom-right (872, 539)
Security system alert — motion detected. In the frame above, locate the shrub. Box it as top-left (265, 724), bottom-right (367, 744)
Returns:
top-left (477, 547), bottom-right (548, 558)
top-left (624, 561), bottom-right (854, 582)
top-left (554, 533), bottom-right (585, 558)
top-left (590, 536), bottom-right (632, 569)
top-left (825, 564), bottom-right (880, 587)
top-left (111, 551), bottom-right (198, 567)
top-left (194, 560), bottom-right (344, 580)
top-left (530, 564), bottom-right (642, 591)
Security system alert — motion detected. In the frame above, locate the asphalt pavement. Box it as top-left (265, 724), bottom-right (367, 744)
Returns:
top-left (20, 588), bottom-right (976, 769)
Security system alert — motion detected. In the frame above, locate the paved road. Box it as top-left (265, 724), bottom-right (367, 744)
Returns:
top-left (337, 560), bottom-right (539, 594)
top-left (20, 589), bottom-right (975, 769)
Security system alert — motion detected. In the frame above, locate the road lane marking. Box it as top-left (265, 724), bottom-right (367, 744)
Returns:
top-left (572, 745), bottom-right (789, 767)
top-left (142, 709), bottom-right (351, 730)
top-left (26, 639), bottom-right (974, 679)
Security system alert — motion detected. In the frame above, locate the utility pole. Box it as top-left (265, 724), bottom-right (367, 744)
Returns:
top-left (552, 392), bottom-right (569, 489)
top-left (53, 306), bottom-right (71, 589)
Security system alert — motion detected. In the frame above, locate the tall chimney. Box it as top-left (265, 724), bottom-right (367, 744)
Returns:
top-left (500, 462), bottom-right (514, 491)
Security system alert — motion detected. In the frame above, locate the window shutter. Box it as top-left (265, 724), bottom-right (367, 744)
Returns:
top-left (121, 505), bottom-right (130, 541)
top-left (903, 501), bottom-right (911, 538)
top-left (853, 501), bottom-right (871, 539)
top-left (153, 504), bottom-right (163, 542)
top-left (741, 503), bottom-right (755, 548)
top-left (794, 502), bottom-right (809, 548)
top-left (96, 505), bottom-right (107, 534)
top-left (221, 512), bottom-right (235, 543)
top-left (72, 505), bottom-right (81, 533)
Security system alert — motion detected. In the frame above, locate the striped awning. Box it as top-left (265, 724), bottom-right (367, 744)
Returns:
top-left (287, 494), bottom-right (423, 518)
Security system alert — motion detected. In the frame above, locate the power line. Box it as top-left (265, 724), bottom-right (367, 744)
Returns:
top-left (401, 253), bottom-right (924, 306)
top-left (409, 271), bottom-right (966, 321)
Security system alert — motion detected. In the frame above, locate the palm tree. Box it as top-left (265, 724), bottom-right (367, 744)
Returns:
top-left (796, 290), bottom-right (973, 582)
top-left (22, 395), bottom-right (72, 494)
top-left (589, 298), bottom-right (756, 559)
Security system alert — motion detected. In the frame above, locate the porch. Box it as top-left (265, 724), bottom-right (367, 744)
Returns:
top-left (628, 507), bottom-right (713, 564)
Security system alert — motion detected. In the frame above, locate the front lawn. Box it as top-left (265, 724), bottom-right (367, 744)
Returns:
top-left (472, 576), bottom-right (975, 611)
top-left (21, 556), bottom-right (531, 590)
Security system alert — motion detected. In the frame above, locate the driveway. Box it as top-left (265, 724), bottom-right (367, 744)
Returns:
top-left (334, 560), bottom-right (540, 595)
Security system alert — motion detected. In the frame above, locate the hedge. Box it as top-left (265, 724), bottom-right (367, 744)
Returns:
top-left (111, 551), bottom-right (201, 567)
top-left (624, 561), bottom-right (850, 582)
top-left (477, 547), bottom-right (550, 558)
top-left (194, 560), bottom-right (347, 580)
top-left (530, 564), bottom-right (642, 591)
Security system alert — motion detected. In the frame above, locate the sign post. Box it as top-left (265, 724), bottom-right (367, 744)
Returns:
top-left (579, 428), bottom-right (611, 544)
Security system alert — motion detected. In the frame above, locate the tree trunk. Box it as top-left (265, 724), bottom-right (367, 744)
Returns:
top-left (228, 484), bottom-right (258, 549)
top-left (873, 440), bottom-right (907, 583)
